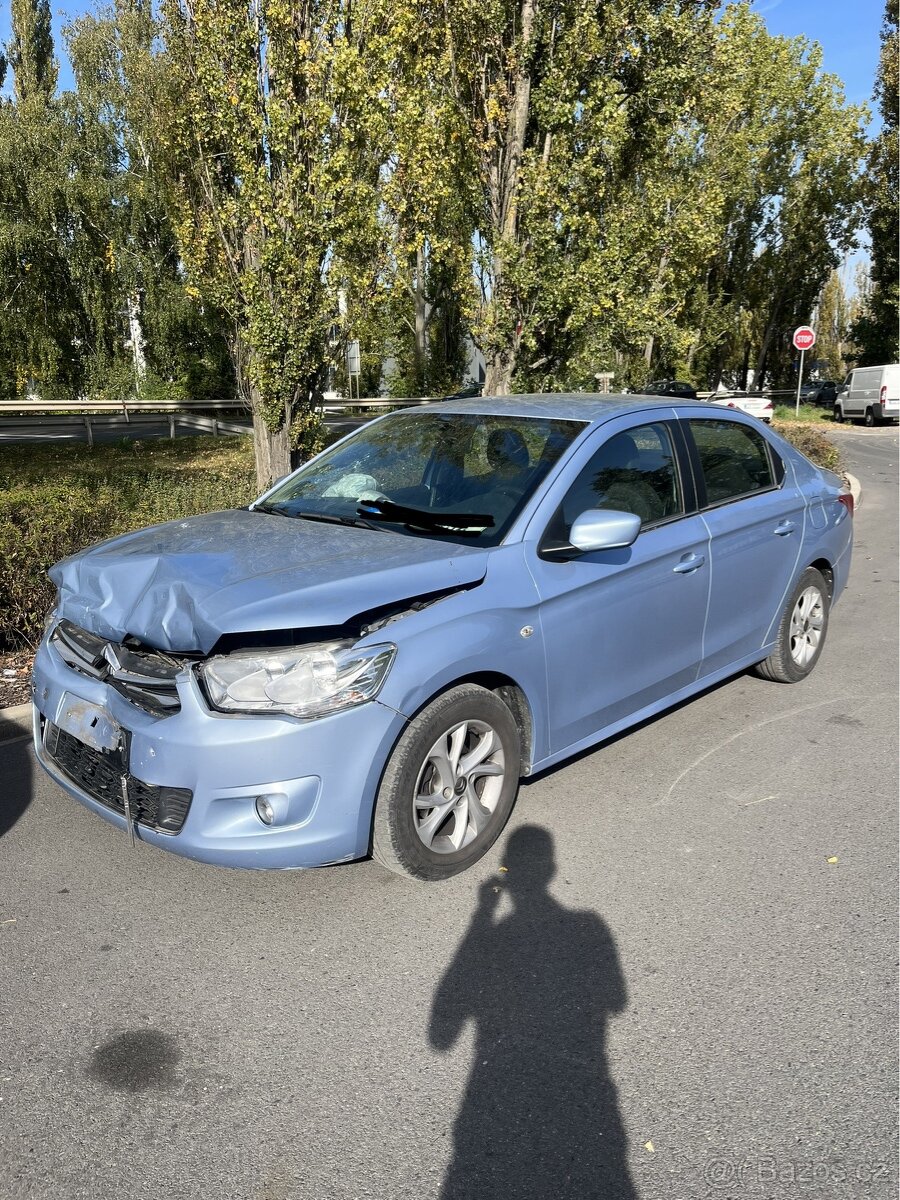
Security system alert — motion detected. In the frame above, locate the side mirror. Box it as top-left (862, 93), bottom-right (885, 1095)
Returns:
top-left (569, 508), bottom-right (641, 552)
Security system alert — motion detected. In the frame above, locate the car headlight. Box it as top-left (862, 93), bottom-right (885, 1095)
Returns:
top-left (198, 641), bottom-right (396, 718)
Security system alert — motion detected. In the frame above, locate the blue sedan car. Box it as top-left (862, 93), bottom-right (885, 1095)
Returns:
top-left (32, 396), bottom-right (853, 880)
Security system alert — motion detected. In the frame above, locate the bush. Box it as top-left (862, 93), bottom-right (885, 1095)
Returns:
top-left (0, 437), bottom-right (256, 650)
top-left (772, 421), bottom-right (841, 472)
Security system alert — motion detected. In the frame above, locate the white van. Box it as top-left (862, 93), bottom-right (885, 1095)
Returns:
top-left (834, 364), bottom-right (900, 426)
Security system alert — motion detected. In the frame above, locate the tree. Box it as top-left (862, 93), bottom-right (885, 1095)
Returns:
top-left (813, 269), bottom-right (852, 380)
top-left (157, 0), bottom-right (389, 486)
top-left (64, 0), bottom-right (234, 403)
top-left (0, 0), bottom-right (83, 401)
top-left (851, 0), bottom-right (899, 365)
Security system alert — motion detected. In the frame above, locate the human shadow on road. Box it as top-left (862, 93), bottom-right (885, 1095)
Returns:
top-left (0, 733), bottom-right (31, 838)
top-left (430, 826), bottom-right (636, 1199)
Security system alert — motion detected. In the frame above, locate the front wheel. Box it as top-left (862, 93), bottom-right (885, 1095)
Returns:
top-left (833, 405), bottom-right (844, 424)
top-left (754, 567), bottom-right (830, 684)
top-left (372, 684), bottom-right (521, 880)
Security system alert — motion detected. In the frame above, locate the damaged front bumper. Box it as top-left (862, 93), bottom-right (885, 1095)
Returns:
top-left (31, 630), bottom-right (408, 869)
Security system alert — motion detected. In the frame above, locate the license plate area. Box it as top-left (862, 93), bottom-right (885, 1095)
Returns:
top-left (55, 693), bottom-right (122, 753)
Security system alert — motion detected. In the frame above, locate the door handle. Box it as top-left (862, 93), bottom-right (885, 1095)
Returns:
top-left (774, 521), bottom-right (796, 536)
top-left (673, 553), bottom-right (705, 574)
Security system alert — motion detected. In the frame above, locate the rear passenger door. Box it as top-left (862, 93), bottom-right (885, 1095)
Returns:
top-left (683, 415), bottom-right (805, 675)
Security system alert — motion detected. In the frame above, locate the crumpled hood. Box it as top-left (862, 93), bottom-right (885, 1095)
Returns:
top-left (49, 509), bottom-right (489, 654)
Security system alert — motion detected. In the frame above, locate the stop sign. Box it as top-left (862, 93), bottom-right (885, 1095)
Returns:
top-left (793, 326), bottom-right (816, 351)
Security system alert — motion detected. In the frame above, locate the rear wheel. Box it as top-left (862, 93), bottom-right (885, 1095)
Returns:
top-left (864, 407), bottom-right (876, 427)
top-left (372, 684), bottom-right (521, 880)
top-left (754, 567), bottom-right (830, 684)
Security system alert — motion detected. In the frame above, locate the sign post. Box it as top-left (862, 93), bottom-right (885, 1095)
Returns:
top-left (792, 326), bottom-right (816, 415)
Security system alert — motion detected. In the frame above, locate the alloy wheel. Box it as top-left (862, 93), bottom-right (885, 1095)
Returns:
top-left (789, 586), bottom-right (824, 668)
top-left (412, 719), bottom-right (506, 854)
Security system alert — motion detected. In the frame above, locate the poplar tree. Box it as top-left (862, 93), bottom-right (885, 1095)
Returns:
top-left (851, 0), bottom-right (899, 365)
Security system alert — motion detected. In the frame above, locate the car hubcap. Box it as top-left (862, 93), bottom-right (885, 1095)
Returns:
top-left (789, 586), bottom-right (824, 668)
top-left (412, 719), bottom-right (506, 854)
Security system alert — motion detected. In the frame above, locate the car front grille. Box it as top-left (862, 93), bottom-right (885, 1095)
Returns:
top-left (43, 721), bottom-right (192, 834)
top-left (50, 619), bottom-right (187, 716)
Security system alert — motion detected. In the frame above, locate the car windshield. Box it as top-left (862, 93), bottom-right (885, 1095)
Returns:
top-left (255, 411), bottom-right (585, 546)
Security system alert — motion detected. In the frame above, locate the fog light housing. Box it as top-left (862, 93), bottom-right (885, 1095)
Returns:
top-left (155, 786), bottom-right (193, 833)
top-left (255, 796), bottom-right (275, 826)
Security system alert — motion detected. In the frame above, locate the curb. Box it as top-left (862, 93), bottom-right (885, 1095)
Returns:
top-left (845, 473), bottom-right (861, 510)
top-left (0, 702), bottom-right (33, 745)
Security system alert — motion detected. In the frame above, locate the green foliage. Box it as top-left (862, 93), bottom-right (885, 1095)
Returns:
top-left (0, 437), bottom-right (256, 649)
top-left (850, 0), bottom-right (899, 365)
top-left (0, 0), bottom-right (873, 433)
top-left (157, 0), bottom-right (390, 484)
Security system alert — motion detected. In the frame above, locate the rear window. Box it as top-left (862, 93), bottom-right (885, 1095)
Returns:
top-left (689, 420), bottom-right (776, 506)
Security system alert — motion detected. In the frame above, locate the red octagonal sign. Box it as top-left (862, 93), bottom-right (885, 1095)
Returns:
top-left (793, 325), bottom-right (816, 351)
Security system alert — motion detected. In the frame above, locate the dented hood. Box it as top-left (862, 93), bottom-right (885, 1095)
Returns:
top-left (49, 509), bottom-right (489, 654)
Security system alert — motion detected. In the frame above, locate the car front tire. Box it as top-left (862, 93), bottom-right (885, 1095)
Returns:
top-left (833, 405), bottom-right (844, 423)
top-left (754, 567), bottom-right (830, 684)
top-left (371, 684), bottom-right (521, 880)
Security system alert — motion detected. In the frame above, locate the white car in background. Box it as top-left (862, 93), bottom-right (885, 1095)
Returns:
top-left (707, 393), bottom-right (774, 424)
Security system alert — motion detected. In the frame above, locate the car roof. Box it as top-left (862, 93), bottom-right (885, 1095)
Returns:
top-left (418, 392), bottom-right (715, 425)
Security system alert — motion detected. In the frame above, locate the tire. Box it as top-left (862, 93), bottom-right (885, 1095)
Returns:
top-left (372, 684), bottom-right (521, 880)
top-left (864, 407), bottom-right (875, 427)
top-left (754, 567), bottom-right (830, 684)
top-left (832, 405), bottom-right (844, 424)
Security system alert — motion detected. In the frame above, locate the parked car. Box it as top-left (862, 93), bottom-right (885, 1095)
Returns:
top-left (33, 396), bottom-right (853, 880)
top-left (707, 392), bottom-right (774, 423)
top-left (833, 364), bottom-right (900, 426)
top-left (641, 379), bottom-right (698, 399)
top-left (801, 380), bottom-right (841, 408)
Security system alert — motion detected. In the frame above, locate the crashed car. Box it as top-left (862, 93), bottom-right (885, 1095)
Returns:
top-left (32, 396), bottom-right (853, 880)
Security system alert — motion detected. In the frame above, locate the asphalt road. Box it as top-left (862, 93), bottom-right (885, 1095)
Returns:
top-left (1, 429), bottom-right (897, 1200)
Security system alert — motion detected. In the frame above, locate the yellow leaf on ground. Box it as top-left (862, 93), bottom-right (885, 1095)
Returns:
top-left (827, 856), bottom-right (839, 864)
top-left (644, 1141), bottom-right (654, 1153)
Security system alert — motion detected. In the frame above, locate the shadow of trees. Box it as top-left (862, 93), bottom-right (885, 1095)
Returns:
top-left (430, 825), bottom-right (636, 1199)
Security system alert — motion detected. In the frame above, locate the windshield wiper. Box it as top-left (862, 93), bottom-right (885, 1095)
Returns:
top-left (357, 498), bottom-right (494, 534)
top-left (251, 503), bottom-right (379, 530)
top-left (251, 502), bottom-right (292, 518)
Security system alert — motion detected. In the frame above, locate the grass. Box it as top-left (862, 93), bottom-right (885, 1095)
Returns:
top-left (772, 403), bottom-right (833, 423)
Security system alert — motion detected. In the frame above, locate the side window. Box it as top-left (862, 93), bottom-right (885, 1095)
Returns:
top-left (543, 422), bottom-right (684, 547)
top-left (689, 419), bottom-right (775, 506)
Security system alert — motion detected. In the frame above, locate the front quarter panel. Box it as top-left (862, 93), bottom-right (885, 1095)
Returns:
top-left (371, 543), bottom-right (549, 767)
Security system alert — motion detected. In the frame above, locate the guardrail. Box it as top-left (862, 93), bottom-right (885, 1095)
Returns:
top-left (0, 389), bottom-right (814, 446)
top-left (0, 395), bottom-right (433, 445)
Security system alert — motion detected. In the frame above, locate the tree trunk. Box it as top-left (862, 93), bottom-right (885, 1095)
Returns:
top-left (127, 290), bottom-right (146, 385)
top-left (754, 298), bottom-right (782, 390)
top-left (481, 0), bottom-right (536, 397)
top-left (739, 342), bottom-right (751, 390)
top-left (484, 346), bottom-right (516, 395)
top-left (413, 244), bottom-right (428, 392)
top-left (251, 392), bottom-right (292, 491)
